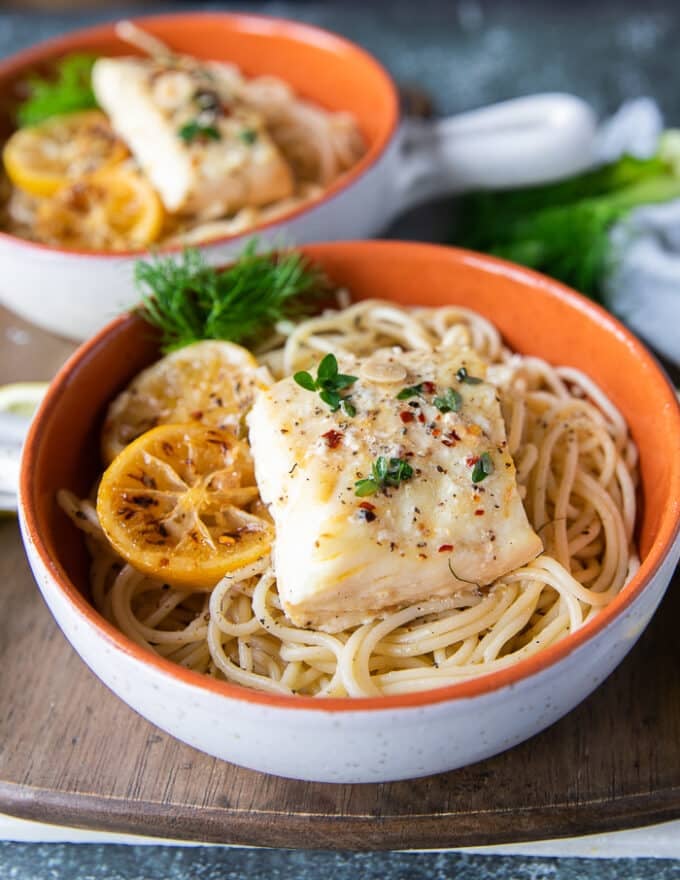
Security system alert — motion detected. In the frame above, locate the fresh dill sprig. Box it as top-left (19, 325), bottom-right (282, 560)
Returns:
top-left (135, 242), bottom-right (328, 353)
top-left (17, 53), bottom-right (98, 127)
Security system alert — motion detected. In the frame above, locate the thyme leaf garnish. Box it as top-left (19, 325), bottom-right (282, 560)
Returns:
top-left (433, 387), bottom-right (462, 413)
top-left (471, 452), bottom-right (494, 483)
top-left (396, 383), bottom-right (425, 400)
top-left (398, 381), bottom-right (464, 414)
top-left (354, 456), bottom-right (414, 496)
top-left (456, 366), bottom-right (483, 385)
top-left (294, 353), bottom-right (358, 414)
top-left (178, 120), bottom-right (221, 143)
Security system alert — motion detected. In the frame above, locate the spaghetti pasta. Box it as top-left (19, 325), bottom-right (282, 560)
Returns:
top-left (60, 300), bottom-right (639, 697)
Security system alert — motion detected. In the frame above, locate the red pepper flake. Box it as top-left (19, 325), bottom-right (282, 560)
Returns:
top-left (466, 455), bottom-right (480, 467)
top-left (438, 544), bottom-right (454, 553)
top-left (448, 429), bottom-right (461, 441)
top-left (417, 412), bottom-right (426, 423)
top-left (431, 428), bottom-right (441, 437)
top-left (358, 501), bottom-right (375, 511)
top-left (475, 508), bottom-right (485, 516)
top-left (400, 411), bottom-right (415, 423)
top-left (442, 439), bottom-right (454, 447)
top-left (421, 381), bottom-right (436, 393)
top-left (321, 429), bottom-right (344, 449)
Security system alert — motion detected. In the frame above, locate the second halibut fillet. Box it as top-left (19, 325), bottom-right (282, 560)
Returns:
top-left (92, 57), bottom-right (294, 219)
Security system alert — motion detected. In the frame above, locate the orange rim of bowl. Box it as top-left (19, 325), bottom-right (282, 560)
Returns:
top-left (20, 242), bottom-right (680, 713)
top-left (0, 11), bottom-right (400, 260)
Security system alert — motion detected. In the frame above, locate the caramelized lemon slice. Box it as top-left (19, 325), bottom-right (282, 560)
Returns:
top-left (34, 164), bottom-right (164, 251)
top-left (96, 423), bottom-right (273, 587)
top-left (101, 341), bottom-right (272, 464)
top-left (3, 110), bottom-right (128, 197)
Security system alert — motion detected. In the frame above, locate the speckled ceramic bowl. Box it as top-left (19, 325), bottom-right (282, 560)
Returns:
top-left (19, 241), bottom-right (680, 783)
top-left (0, 12), bottom-right (595, 340)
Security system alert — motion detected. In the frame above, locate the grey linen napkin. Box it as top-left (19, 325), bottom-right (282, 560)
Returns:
top-left (598, 98), bottom-right (680, 365)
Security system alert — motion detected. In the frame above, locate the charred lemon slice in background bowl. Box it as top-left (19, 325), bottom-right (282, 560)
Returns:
top-left (3, 110), bottom-right (128, 197)
top-left (34, 164), bottom-right (164, 250)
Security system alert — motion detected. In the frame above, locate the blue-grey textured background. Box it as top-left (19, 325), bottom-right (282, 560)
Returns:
top-left (3, 845), bottom-right (680, 879)
top-left (1, 1), bottom-right (679, 877)
top-left (2, 0), bottom-right (680, 121)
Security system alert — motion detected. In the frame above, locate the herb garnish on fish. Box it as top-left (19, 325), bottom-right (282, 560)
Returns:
top-left (294, 353), bottom-right (357, 415)
top-left (355, 456), bottom-right (414, 497)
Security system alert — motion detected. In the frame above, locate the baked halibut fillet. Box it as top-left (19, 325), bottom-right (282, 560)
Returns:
top-left (92, 57), bottom-right (294, 219)
top-left (248, 346), bottom-right (542, 632)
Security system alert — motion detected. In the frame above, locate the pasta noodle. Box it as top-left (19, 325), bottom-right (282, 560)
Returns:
top-left (60, 301), bottom-right (639, 697)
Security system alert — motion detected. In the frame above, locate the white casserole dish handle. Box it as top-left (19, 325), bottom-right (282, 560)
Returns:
top-left (395, 93), bottom-right (597, 211)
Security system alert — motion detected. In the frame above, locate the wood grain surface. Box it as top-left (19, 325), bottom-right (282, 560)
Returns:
top-left (0, 304), bottom-right (679, 851)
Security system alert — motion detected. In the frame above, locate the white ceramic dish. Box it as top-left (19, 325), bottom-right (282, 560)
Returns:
top-left (18, 241), bottom-right (680, 783)
top-left (0, 12), bottom-right (596, 340)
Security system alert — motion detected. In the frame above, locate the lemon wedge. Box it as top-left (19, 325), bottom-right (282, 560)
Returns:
top-left (0, 381), bottom-right (48, 513)
top-left (0, 381), bottom-right (48, 417)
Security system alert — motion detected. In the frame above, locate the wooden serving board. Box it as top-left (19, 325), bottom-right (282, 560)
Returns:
top-left (1, 305), bottom-right (679, 851)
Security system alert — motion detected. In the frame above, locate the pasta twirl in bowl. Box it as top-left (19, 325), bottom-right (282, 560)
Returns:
top-left (0, 12), bottom-right (595, 340)
top-left (19, 241), bottom-right (680, 783)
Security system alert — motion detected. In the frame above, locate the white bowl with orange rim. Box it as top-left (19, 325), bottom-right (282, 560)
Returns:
top-left (18, 241), bottom-right (680, 783)
top-left (0, 12), bottom-right (595, 341)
